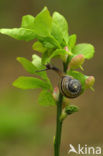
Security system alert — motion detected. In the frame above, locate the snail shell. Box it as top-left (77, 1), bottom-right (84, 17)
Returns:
top-left (59, 76), bottom-right (82, 98)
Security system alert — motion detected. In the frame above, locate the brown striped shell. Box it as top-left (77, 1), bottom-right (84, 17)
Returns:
top-left (59, 76), bottom-right (82, 98)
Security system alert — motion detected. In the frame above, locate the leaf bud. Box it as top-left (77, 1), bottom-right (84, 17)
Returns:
top-left (62, 46), bottom-right (72, 62)
top-left (64, 46), bottom-right (73, 56)
top-left (69, 54), bottom-right (85, 70)
top-left (65, 105), bottom-right (79, 115)
top-left (85, 76), bottom-right (95, 91)
top-left (52, 87), bottom-right (59, 101)
top-left (60, 105), bottom-right (79, 121)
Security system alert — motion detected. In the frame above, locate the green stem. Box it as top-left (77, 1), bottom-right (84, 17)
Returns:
top-left (54, 56), bottom-right (70, 156)
top-left (54, 93), bottom-right (63, 156)
top-left (63, 56), bottom-right (71, 72)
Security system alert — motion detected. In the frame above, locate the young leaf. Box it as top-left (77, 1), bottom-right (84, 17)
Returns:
top-left (17, 57), bottom-right (37, 74)
top-left (21, 15), bottom-right (35, 30)
top-left (32, 54), bottom-right (53, 91)
top-left (72, 43), bottom-right (95, 59)
top-left (32, 54), bottom-right (49, 79)
top-left (42, 49), bottom-right (68, 64)
top-left (65, 105), bottom-right (79, 115)
top-left (0, 7), bottom-right (52, 41)
top-left (17, 55), bottom-right (53, 91)
top-left (0, 28), bottom-right (36, 41)
top-left (17, 56), bottom-right (52, 89)
top-left (41, 40), bottom-right (55, 49)
top-left (32, 54), bottom-right (45, 68)
top-left (51, 12), bottom-right (69, 44)
top-left (38, 90), bottom-right (56, 106)
top-left (67, 70), bottom-right (87, 92)
top-left (13, 76), bottom-right (50, 90)
top-left (32, 7), bottom-right (52, 37)
top-left (39, 34), bottom-right (62, 49)
top-left (68, 34), bottom-right (77, 50)
top-left (32, 41), bottom-right (47, 53)
top-left (51, 17), bottom-right (63, 44)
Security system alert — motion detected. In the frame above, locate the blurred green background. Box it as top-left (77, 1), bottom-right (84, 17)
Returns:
top-left (0, 0), bottom-right (103, 155)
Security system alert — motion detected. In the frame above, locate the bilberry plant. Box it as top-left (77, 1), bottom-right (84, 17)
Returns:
top-left (0, 7), bottom-right (95, 156)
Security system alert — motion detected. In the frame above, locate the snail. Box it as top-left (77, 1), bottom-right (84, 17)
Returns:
top-left (59, 75), bottom-right (81, 98)
top-left (36, 64), bottom-right (82, 98)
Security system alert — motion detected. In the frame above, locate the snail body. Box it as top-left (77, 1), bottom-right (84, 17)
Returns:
top-left (59, 75), bottom-right (82, 98)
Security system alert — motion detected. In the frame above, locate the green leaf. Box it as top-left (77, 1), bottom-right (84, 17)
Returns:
top-left (51, 12), bottom-right (69, 44)
top-left (51, 17), bottom-right (63, 44)
top-left (41, 49), bottom-right (53, 64)
top-left (68, 34), bottom-right (77, 50)
top-left (13, 76), bottom-right (50, 90)
top-left (39, 34), bottom-right (62, 49)
top-left (32, 54), bottom-right (45, 69)
top-left (72, 43), bottom-right (95, 59)
top-left (32, 54), bottom-right (53, 91)
top-left (32, 41), bottom-right (47, 53)
top-left (32, 7), bottom-right (52, 37)
top-left (17, 56), bottom-right (52, 89)
top-left (38, 90), bottom-right (56, 106)
top-left (42, 49), bottom-right (68, 64)
top-left (41, 40), bottom-right (55, 49)
top-left (67, 70), bottom-right (87, 92)
top-left (21, 15), bottom-right (35, 30)
top-left (17, 57), bottom-right (37, 74)
top-left (0, 28), bottom-right (36, 41)
top-left (32, 54), bottom-right (48, 79)
top-left (0, 7), bottom-right (52, 41)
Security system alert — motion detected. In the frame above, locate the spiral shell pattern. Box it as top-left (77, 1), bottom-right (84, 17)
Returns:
top-left (59, 76), bottom-right (82, 98)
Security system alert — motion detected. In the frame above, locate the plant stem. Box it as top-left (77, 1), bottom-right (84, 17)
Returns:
top-left (63, 56), bottom-right (71, 73)
top-left (54, 93), bottom-right (63, 156)
top-left (54, 56), bottom-right (70, 156)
